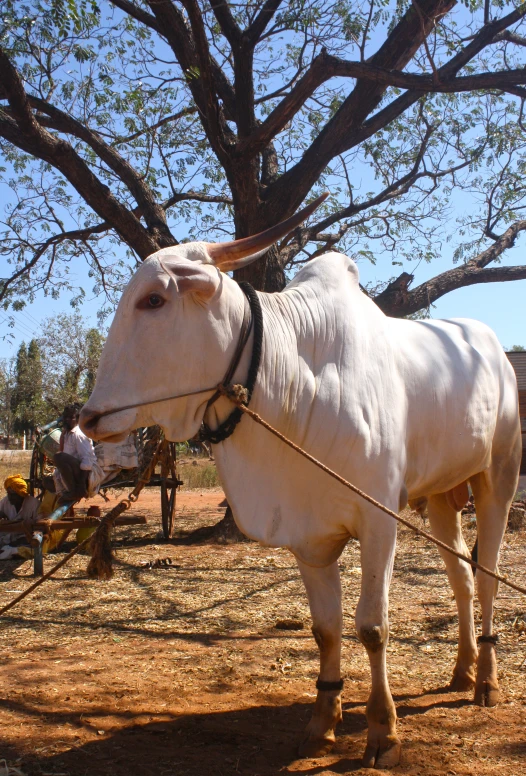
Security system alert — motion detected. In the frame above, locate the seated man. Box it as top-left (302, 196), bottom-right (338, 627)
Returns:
top-left (0, 474), bottom-right (41, 559)
top-left (54, 403), bottom-right (96, 503)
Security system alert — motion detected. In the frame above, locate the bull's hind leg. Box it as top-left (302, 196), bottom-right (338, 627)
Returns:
top-left (357, 517), bottom-right (400, 769)
top-left (297, 559), bottom-right (343, 757)
top-left (427, 493), bottom-right (477, 690)
top-left (470, 436), bottom-right (521, 707)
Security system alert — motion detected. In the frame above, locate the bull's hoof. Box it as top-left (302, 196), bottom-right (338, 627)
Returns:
top-left (298, 689), bottom-right (342, 758)
top-left (474, 681), bottom-right (500, 707)
top-left (475, 643), bottom-right (499, 707)
top-left (448, 671), bottom-right (475, 692)
top-left (362, 737), bottom-right (401, 769)
top-left (298, 732), bottom-right (335, 758)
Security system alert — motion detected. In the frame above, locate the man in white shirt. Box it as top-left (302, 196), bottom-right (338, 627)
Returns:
top-left (0, 474), bottom-right (41, 557)
top-left (54, 404), bottom-right (96, 503)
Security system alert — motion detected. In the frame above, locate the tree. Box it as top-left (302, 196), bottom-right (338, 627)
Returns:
top-left (0, 357), bottom-right (16, 445)
top-left (1, 1), bottom-right (526, 317)
top-left (11, 339), bottom-right (45, 436)
top-left (84, 327), bottom-right (105, 397)
top-left (509, 344), bottom-right (525, 351)
top-left (38, 312), bottom-right (105, 410)
top-left (12, 343), bottom-right (28, 428)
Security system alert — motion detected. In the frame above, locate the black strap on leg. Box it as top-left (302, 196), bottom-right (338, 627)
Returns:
top-left (316, 677), bottom-right (344, 692)
top-left (477, 634), bottom-right (499, 645)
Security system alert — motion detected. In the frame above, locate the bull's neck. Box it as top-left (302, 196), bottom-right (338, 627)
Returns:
top-left (203, 282), bottom-right (326, 439)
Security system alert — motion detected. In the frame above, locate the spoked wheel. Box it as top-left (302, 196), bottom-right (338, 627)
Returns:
top-left (29, 444), bottom-right (43, 498)
top-left (161, 441), bottom-right (179, 540)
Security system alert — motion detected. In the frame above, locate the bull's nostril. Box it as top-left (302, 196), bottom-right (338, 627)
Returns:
top-left (80, 410), bottom-right (101, 430)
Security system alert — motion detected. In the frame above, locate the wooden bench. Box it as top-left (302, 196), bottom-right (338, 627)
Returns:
top-left (0, 514), bottom-right (146, 575)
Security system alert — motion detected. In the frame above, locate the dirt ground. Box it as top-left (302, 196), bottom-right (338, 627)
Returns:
top-left (0, 487), bottom-right (525, 776)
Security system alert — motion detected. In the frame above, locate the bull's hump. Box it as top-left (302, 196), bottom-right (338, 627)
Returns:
top-left (286, 252), bottom-right (360, 293)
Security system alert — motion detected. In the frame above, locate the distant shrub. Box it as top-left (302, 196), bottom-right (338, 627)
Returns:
top-left (179, 462), bottom-right (220, 490)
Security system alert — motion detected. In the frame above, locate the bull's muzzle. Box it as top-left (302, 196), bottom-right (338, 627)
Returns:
top-left (79, 407), bottom-right (102, 436)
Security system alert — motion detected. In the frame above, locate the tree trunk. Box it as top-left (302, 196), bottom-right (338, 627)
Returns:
top-left (234, 243), bottom-right (286, 292)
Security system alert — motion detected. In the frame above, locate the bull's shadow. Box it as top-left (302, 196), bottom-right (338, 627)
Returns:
top-left (3, 690), bottom-right (479, 776)
top-left (2, 699), bottom-right (364, 776)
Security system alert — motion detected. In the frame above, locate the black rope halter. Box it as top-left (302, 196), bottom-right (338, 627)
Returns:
top-left (199, 282), bottom-right (263, 444)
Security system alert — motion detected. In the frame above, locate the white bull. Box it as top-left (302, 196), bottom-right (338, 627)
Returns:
top-left (81, 205), bottom-right (520, 769)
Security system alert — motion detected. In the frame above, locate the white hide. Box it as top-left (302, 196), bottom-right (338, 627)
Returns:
top-left (83, 249), bottom-right (519, 567)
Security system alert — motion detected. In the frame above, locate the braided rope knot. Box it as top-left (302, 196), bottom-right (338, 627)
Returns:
top-left (222, 383), bottom-right (249, 404)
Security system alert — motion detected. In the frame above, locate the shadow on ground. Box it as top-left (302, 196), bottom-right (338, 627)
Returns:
top-left (2, 689), bottom-right (493, 776)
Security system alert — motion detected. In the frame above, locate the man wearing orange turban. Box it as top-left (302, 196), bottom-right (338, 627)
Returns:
top-left (0, 474), bottom-right (41, 559)
top-left (3, 474), bottom-right (29, 497)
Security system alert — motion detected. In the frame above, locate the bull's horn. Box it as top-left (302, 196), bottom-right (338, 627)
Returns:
top-left (206, 192), bottom-right (329, 271)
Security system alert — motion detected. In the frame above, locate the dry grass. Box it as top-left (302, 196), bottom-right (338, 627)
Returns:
top-left (178, 458), bottom-right (220, 490)
top-left (0, 497), bottom-right (524, 775)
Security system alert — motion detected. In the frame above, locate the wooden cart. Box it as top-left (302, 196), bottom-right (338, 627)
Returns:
top-left (29, 422), bottom-right (182, 540)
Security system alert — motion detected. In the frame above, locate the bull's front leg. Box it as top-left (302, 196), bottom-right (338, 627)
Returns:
top-left (297, 558), bottom-right (343, 757)
top-left (357, 520), bottom-right (401, 769)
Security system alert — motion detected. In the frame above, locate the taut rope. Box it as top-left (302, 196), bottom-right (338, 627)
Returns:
top-left (215, 384), bottom-right (526, 597)
top-left (1, 383), bottom-right (525, 617)
top-left (0, 534), bottom-right (93, 617)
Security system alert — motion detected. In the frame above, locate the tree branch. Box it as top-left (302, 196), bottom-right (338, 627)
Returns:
top-left (279, 133), bottom-right (478, 264)
top-left (263, 2), bottom-right (526, 223)
top-left (440, 5), bottom-right (526, 78)
top-left (145, 0), bottom-right (235, 166)
top-left (264, 0), bottom-right (456, 220)
top-left (0, 184), bottom-right (229, 302)
top-left (163, 191), bottom-right (233, 207)
top-left (112, 107), bottom-right (197, 146)
top-left (209, 0), bottom-right (242, 47)
top-left (23, 95), bottom-right (175, 246)
top-left (375, 219), bottom-right (526, 316)
top-left (494, 30), bottom-right (526, 48)
top-left (246, 0), bottom-right (284, 45)
top-left (239, 52), bottom-right (526, 157)
top-left (0, 222), bottom-right (110, 305)
top-left (209, 1), bottom-right (259, 142)
top-left (376, 263), bottom-right (526, 317)
top-left (108, 0), bottom-right (162, 32)
top-left (109, 0), bottom-right (236, 121)
top-left (0, 48), bottom-right (159, 259)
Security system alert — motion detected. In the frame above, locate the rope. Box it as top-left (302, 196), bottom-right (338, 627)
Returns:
top-left (2, 380), bottom-right (524, 618)
top-left (0, 534), bottom-right (93, 617)
top-left (218, 385), bottom-right (526, 597)
top-left (86, 434), bottom-right (165, 579)
top-left (200, 282), bottom-right (263, 444)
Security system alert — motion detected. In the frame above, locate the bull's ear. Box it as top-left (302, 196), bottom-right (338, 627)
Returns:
top-left (161, 259), bottom-right (220, 302)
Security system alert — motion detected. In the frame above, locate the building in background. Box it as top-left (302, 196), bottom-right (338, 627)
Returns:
top-left (506, 351), bottom-right (526, 475)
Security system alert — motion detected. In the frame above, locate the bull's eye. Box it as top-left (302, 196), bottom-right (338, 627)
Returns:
top-left (137, 293), bottom-right (165, 310)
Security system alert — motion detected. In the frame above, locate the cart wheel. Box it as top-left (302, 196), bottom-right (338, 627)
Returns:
top-left (29, 444), bottom-right (42, 498)
top-left (161, 442), bottom-right (178, 540)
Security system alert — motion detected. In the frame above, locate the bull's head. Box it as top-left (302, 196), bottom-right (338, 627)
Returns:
top-left (80, 194), bottom-right (327, 442)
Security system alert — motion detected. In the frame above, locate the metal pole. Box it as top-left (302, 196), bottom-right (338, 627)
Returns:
top-left (32, 502), bottom-right (75, 576)
top-left (33, 532), bottom-right (44, 576)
